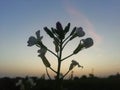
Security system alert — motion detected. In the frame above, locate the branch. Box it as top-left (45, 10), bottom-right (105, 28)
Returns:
top-left (62, 39), bottom-right (70, 50)
top-left (61, 70), bottom-right (70, 79)
top-left (49, 67), bottom-right (57, 74)
top-left (46, 68), bottom-right (52, 80)
top-left (61, 53), bottom-right (74, 61)
top-left (47, 48), bottom-right (58, 58)
top-left (63, 35), bottom-right (71, 43)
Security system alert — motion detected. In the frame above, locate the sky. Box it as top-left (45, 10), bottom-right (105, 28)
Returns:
top-left (0, 0), bottom-right (120, 78)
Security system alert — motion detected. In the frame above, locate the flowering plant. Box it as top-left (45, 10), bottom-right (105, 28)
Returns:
top-left (27, 22), bottom-right (93, 90)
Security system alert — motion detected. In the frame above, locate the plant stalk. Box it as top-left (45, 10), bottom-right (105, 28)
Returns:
top-left (56, 39), bottom-right (63, 90)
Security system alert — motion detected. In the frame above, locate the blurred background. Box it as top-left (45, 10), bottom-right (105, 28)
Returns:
top-left (0, 0), bottom-right (120, 78)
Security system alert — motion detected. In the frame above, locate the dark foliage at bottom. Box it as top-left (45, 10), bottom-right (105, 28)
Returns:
top-left (0, 76), bottom-right (120, 90)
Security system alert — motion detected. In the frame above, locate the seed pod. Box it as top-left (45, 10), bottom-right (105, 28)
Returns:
top-left (39, 56), bottom-right (51, 67)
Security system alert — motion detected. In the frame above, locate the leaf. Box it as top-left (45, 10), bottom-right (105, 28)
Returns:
top-left (64, 23), bottom-right (70, 34)
top-left (44, 27), bottom-right (54, 38)
top-left (70, 27), bottom-right (76, 36)
top-left (73, 43), bottom-right (84, 54)
top-left (39, 55), bottom-right (51, 67)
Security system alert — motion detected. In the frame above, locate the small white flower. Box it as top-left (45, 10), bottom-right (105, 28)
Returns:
top-left (83, 38), bottom-right (93, 48)
top-left (76, 27), bottom-right (85, 37)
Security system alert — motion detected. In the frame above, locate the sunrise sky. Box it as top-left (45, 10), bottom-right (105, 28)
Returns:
top-left (0, 0), bottom-right (120, 78)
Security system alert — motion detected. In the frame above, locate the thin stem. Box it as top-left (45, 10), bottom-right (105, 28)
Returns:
top-left (63, 35), bottom-right (71, 43)
top-left (61, 70), bottom-right (70, 79)
top-left (56, 39), bottom-right (63, 90)
top-left (49, 67), bottom-right (57, 74)
top-left (46, 68), bottom-right (52, 80)
top-left (61, 53), bottom-right (74, 61)
top-left (56, 40), bottom-right (62, 79)
top-left (62, 39), bottom-right (70, 50)
top-left (47, 48), bottom-right (58, 58)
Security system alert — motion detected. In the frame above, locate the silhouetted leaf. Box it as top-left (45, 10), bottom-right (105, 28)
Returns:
top-left (44, 27), bottom-right (54, 38)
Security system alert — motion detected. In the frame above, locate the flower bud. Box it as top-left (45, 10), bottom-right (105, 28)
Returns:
top-left (83, 38), bottom-right (94, 48)
top-left (76, 27), bottom-right (85, 37)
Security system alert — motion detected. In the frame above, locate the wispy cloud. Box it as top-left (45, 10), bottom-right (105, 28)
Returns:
top-left (62, 0), bottom-right (102, 44)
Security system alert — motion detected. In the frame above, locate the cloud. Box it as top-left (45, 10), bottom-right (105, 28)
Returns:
top-left (62, 0), bottom-right (102, 44)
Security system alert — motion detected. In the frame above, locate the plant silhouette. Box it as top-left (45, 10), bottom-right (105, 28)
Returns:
top-left (27, 21), bottom-right (94, 90)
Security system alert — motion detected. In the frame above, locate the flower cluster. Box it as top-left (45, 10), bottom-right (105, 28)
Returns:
top-left (27, 21), bottom-right (94, 81)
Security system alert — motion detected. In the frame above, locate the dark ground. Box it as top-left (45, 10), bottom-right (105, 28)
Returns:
top-left (0, 73), bottom-right (120, 90)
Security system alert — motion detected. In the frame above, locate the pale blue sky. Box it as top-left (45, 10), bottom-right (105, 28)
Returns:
top-left (0, 0), bottom-right (120, 77)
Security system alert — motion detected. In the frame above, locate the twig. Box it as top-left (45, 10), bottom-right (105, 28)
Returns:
top-left (49, 67), bottom-right (57, 74)
top-left (63, 35), bottom-right (71, 43)
top-left (62, 39), bottom-right (70, 50)
top-left (61, 70), bottom-right (70, 79)
top-left (47, 48), bottom-right (58, 58)
top-left (61, 53), bottom-right (74, 61)
top-left (46, 68), bottom-right (52, 80)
